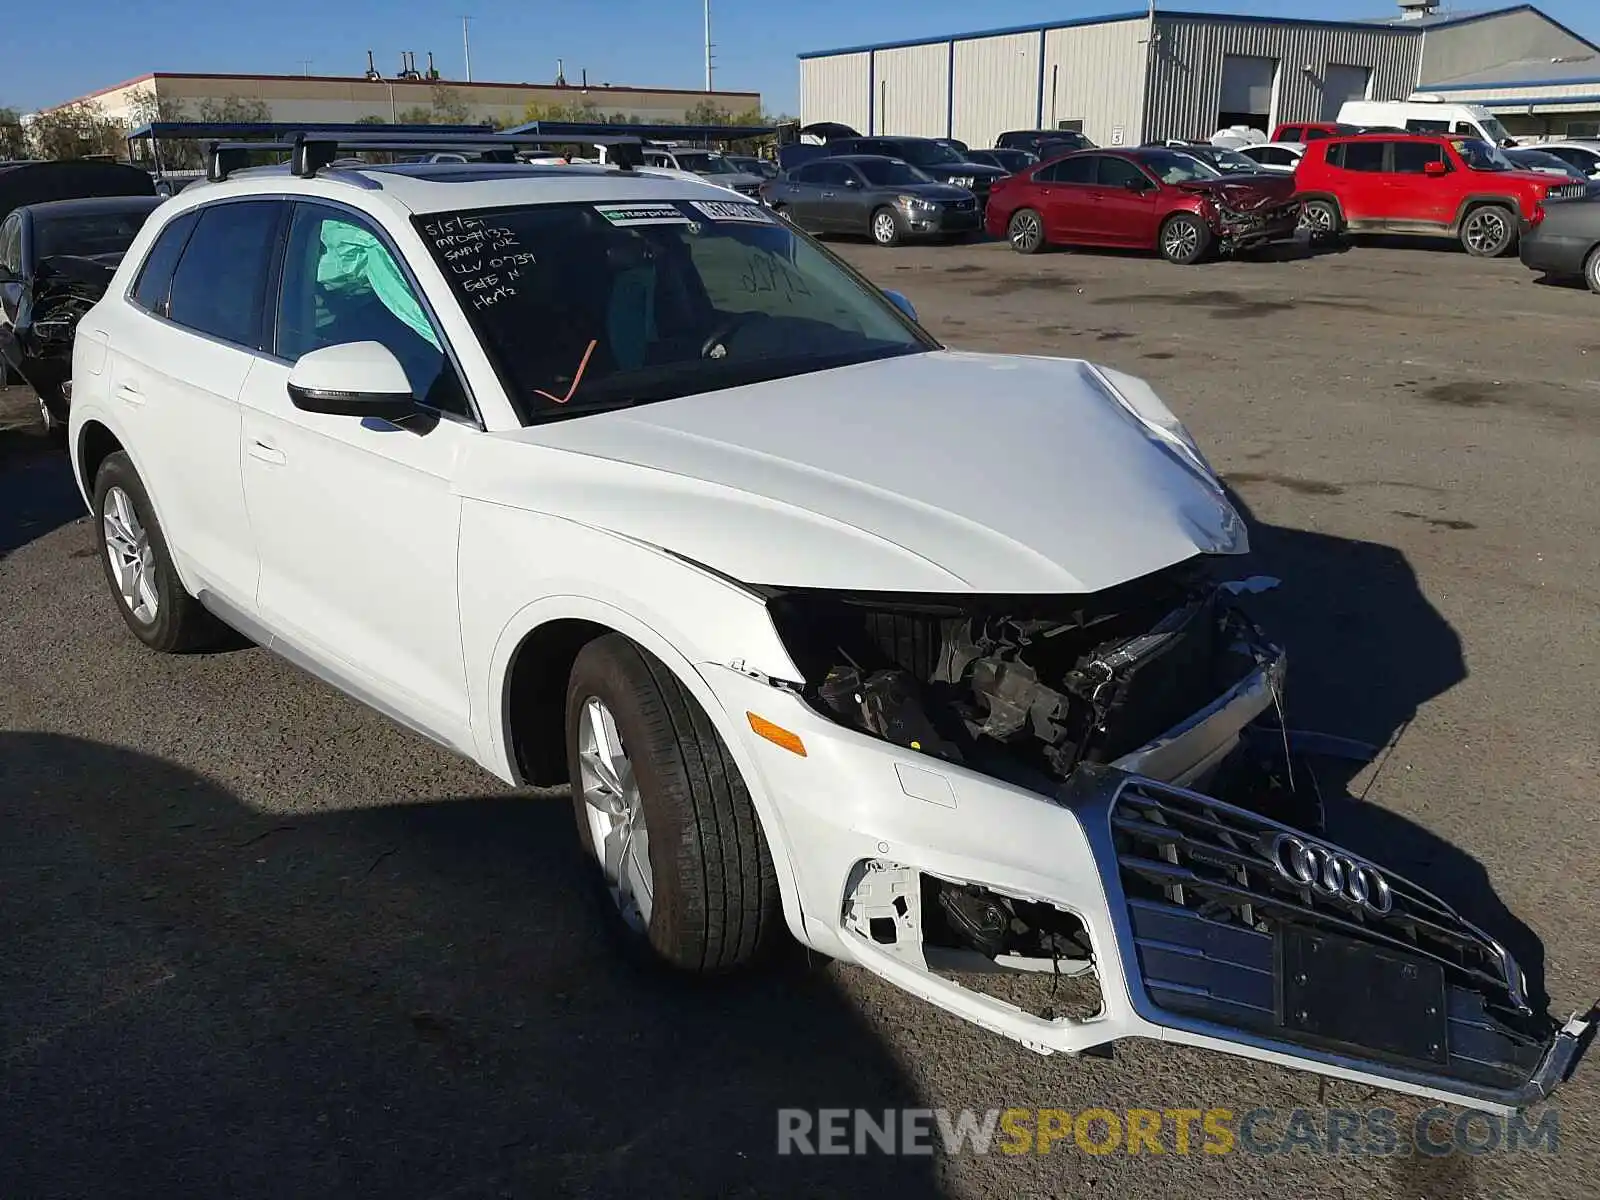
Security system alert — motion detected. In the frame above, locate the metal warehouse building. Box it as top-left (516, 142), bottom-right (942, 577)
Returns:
top-left (797, 2), bottom-right (1600, 149)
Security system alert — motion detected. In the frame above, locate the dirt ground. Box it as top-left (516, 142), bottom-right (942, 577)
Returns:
top-left (2, 236), bottom-right (1597, 1200)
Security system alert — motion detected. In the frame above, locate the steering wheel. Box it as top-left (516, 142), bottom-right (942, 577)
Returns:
top-left (700, 312), bottom-right (760, 360)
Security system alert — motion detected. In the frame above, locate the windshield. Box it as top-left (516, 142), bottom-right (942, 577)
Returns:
top-left (1139, 150), bottom-right (1223, 184)
top-left (35, 208), bottom-right (156, 260)
top-left (1479, 116), bottom-right (1512, 145)
top-left (1509, 150), bottom-right (1572, 174)
top-left (415, 200), bottom-right (933, 423)
top-left (673, 151), bottom-right (736, 174)
top-left (1209, 148), bottom-right (1261, 173)
top-left (897, 141), bottom-right (964, 167)
top-left (1457, 139), bottom-right (1512, 171)
top-left (856, 159), bottom-right (933, 186)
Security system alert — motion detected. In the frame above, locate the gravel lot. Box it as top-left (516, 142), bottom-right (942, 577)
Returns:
top-left (3, 238), bottom-right (1598, 1199)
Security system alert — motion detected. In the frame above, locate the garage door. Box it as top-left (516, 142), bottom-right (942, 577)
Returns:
top-left (1322, 64), bottom-right (1372, 121)
top-left (1219, 55), bottom-right (1278, 133)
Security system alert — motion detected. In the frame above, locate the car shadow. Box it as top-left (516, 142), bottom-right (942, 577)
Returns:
top-left (0, 732), bottom-right (942, 1200)
top-left (1222, 485), bottom-right (1549, 1012)
top-left (0, 415), bottom-right (81, 560)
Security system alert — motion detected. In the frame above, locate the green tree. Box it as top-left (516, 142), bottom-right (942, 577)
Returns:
top-left (196, 95), bottom-right (272, 123)
top-left (26, 100), bottom-right (124, 160)
top-left (429, 85), bottom-right (472, 125)
top-left (0, 106), bottom-right (27, 160)
top-left (126, 88), bottom-right (201, 169)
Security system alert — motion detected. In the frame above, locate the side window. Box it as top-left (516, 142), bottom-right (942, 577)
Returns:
top-left (1393, 141), bottom-right (1445, 173)
top-left (167, 201), bottom-right (284, 348)
top-left (1037, 155), bottom-right (1095, 183)
top-left (1096, 156), bottom-right (1150, 188)
top-left (1406, 119), bottom-right (1450, 134)
top-left (1305, 128), bottom-right (1331, 141)
top-left (813, 163), bottom-right (851, 186)
top-left (1341, 141), bottom-right (1387, 172)
top-left (275, 205), bottom-right (469, 418)
top-left (130, 210), bottom-right (199, 316)
top-left (1451, 122), bottom-right (1475, 136)
top-left (0, 214), bottom-right (21, 276)
top-left (789, 162), bottom-right (826, 185)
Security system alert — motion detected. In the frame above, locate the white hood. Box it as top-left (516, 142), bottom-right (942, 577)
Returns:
top-left (466, 351), bottom-right (1245, 594)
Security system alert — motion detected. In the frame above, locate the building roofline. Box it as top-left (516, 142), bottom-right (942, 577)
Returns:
top-left (1413, 3), bottom-right (1600, 54)
top-left (797, 10), bottom-right (1148, 59)
top-left (1418, 75), bottom-right (1600, 91)
top-left (796, 5), bottom-right (1443, 59)
top-left (1453, 91), bottom-right (1600, 108)
top-left (46, 71), bottom-right (758, 113)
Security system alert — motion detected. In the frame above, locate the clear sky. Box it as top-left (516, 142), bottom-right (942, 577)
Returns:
top-left (6, 0), bottom-right (1598, 115)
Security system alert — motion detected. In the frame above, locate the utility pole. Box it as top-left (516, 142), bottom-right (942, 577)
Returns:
top-left (462, 15), bottom-right (473, 83)
top-left (703, 0), bottom-right (713, 92)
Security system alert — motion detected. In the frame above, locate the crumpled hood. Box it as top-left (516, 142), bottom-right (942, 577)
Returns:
top-left (1178, 175), bottom-right (1298, 211)
top-left (466, 351), bottom-right (1246, 594)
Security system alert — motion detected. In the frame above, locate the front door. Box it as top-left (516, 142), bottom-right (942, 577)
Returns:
top-left (236, 202), bottom-right (476, 751)
top-left (1089, 155), bottom-right (1162, 248)
top-left (1380, 140), bottom-right (1455, 229)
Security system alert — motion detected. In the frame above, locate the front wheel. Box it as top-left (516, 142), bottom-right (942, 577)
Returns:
top-left (870, 206), bottom-right (904, 247)
top-left (1299, 199), bottom-right (1340, 243)
top-left (566, 634), bottom-right (781, 972)
top-left (1007, 208), bottom-right (1045, 254)
top-left (1159, 213), bottom-right (1212, 265)
top-left (1460, 205), bottom-right (1516, 258)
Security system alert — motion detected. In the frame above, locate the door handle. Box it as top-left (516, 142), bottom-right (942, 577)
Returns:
top-left (115, 381), bottom-right (143, 406)
top-left (248, 439), bottom-right (286, 466)
top-left (821, 191), bottom-right (836, 197)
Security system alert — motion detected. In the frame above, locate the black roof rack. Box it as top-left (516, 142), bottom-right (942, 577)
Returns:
top-left (200, 129), bottom-right (647, 183)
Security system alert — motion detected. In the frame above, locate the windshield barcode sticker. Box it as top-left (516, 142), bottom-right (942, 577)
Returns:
top-left (690, 200), bottom-right (775, 223)
top-left (594, 204), bottom-right (692, 226)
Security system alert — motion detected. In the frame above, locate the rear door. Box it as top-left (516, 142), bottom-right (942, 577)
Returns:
top-left (1327, 140), bottom-right (1389, 226)
top-left (104, 199), bottom-right (282, 609)
top-left (1031, 154), bottom-right (1096, 242)
top-left (776, 162), bottom-right (829, 229)
top-left (0, 213), bottom-right (22, 371)
top-left (826, 162), bottom-right (875, 233)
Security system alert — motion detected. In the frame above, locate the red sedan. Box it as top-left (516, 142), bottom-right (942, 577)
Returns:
top-left (984, 147), bottom-right (1303, 265)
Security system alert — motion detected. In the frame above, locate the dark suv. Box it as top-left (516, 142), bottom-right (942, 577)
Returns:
top-left (996, 129), bottom-right (1097, 158)
top-left (808, 137), bottom-right (1009, 206)
top-left (1294, 132), bottom-right (1589, 257)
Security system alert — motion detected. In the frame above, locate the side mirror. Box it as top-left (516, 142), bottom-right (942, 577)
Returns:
top-left (1424, 160), bottom-right (1448, 177)
top-left (882, 289), bottom-right (917, 322)
top-left (287, 341), bottom-right (427, 428)
top-left (844, 177), bottom-right (861, 189)
top-left (1124, 175), bottom-right (1152, 193)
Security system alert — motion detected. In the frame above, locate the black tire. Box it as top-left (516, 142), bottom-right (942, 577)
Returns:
top-left (1460, 204), bottom-right (1516, 258)
top-left (1007, 208), bottom-right (1046, 254)
top-left (566, 634), bottom-right (780, 972)
top-left (1585, 245), bottom-right (1600, 295)
top-left (1299, 199), bottom-right (1341, 244)
top-left (1159, 213), bottom-right (1212, 265)
top-left (38, 388), bottom-right (68, 442)
top-left (92, 452), bottom-right (225, 652)
top-left (870, 206), bottom-right (904, 247)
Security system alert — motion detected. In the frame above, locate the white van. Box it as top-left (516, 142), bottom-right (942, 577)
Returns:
top-left (1336, 99), bottom-right (1515, 147)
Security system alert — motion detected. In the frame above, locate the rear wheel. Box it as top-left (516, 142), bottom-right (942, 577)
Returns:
top-left (1007, 208), bottom-right (1045, 254)
top-left (566, 634), bottom-right (780, 972)
top-left (1460, 205), bottom-right (1516, 258)
top-left (870, 206), bottom-right (903, 247)
top-left (1159, 213), bottom-right (1212, 265)
top-left (1584, 244), bottom-right (1600, 295)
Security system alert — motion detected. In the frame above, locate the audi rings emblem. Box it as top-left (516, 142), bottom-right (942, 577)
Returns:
top-left (1269, 833), bottom-right (1394, 916)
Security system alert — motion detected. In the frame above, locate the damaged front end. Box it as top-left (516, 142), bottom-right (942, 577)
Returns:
top-left (767, 556), bottom-right (1285, 797)
top-left (759, 562), bottom-right (1591, 1110)
top-left (1193, 181), bottom-right (1305, 253)
top-left (2, 255), bottom-right (120, 414)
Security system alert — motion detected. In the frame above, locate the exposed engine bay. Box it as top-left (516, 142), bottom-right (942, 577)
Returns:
top-left (766, 557), bottom-right (1280, 792)
top-left (0, 255), bottom-right (120, 407)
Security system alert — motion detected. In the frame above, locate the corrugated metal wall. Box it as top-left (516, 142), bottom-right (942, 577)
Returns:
top-left (875, 43), bottom-right (952, 137)
top-left (1419, 10), bottom-right (1595, 87)
top-left (799, 52), bottom-right (871, 130)
top-left (1042, 18), bottom-right (1148, 147)
top-left (951, 32), bottom-right (1040, 148)
top-left (1144, 16), bottom-right (1421, 141)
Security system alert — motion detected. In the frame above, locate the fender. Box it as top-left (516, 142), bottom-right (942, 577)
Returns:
top-left (1449, 192), bottom-right (1525, 233)
top-left (483, 593), bottom-right (814, 949)
top-left (1295, 191), bottom-right (1346, 225)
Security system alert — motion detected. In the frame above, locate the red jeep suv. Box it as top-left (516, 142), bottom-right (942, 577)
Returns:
top-left (1294, 132), bottom-right (1588, 257)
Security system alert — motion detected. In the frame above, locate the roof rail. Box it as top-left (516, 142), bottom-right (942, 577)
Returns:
top-left (201, 129), bottom-right (647, 183)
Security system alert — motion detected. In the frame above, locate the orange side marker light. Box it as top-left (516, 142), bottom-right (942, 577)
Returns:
top-left (747, 712), bottom-right (807, 757)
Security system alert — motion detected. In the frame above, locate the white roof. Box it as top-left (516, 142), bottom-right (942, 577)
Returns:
top-left (165, 162), bottom-right (746, 218)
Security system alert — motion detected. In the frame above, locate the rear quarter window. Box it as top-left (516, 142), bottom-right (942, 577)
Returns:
top-left (130, 210), bottom-right (200, 316)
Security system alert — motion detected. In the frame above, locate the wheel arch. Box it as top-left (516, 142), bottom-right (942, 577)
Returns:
top-left (1450, 193), bottom-right (1524, 233)
top-left (487, 595), bottom-right (812, 947)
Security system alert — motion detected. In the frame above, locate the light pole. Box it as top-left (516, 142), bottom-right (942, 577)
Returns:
top-left (462, 15), bottom-right (474, 83)
top-left (703, 0), bottom-right (713, 92)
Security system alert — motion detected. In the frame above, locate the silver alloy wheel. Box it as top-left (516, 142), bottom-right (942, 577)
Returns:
top-left (577, 695), bottom-right (654, 932)
top-left (1299, 202), bottom-right (1334, 233)
top-left (872, 210), bottom-right (898, 245)
top-left (1163, 219), bottom-right (1200, 261)
top-left (38, 395), bottom-right (57, 432)
top-left (1464, 208), bottom-right (1508, 255)
top-left (1010, 210), bottom-right (1041, 252)
top-left (102, 485), bottom-right (159, 624)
